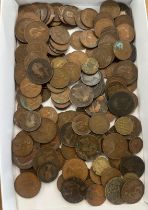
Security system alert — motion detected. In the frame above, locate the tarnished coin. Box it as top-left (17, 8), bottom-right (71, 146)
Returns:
top-left (109, 158), bottom-right (121, 170)
top-left (81, 71), bottom-right (102, 86)
top-left (75, 10), bottom-right (90, 30)
top-left (86, 184), bottom-right (106, 206)
top-left (50, 26), bottom-right (70, 44)
top-left (37, 162), bottom-right (59, 183)
top-left (15, 63), bottom-right (27, 85)
top-left (58, 111), bottom-right (76, 128)
top-left (102, 133), bottom-right (128, 159)
top-left (61, 145), bottom-right (78, 160)
top-left (89, 167), bottom-right (101, 184)
top-left (52, 100), bottom-right (71, 110)
top-left (51, 57), bottom-right (67, 69)
top-left (69, 83), bottom-right (94, 107)
top-left (94, 18), bottom-right (114, 38)
top-left (57, 175), bottom-right (64, 191)
top-left (47, 83), bottom-right (66, 94)
top-left (82, 58), bottom-right (99, 75)
top-left (80, 30), bottom-right (98, 48)
top-left (85, 178), bottom-right (94, 188)
top-left (92, 156), bottom-right (111, 176)
top-left (30, 118), bottom-right (57, 143)
top-left (12, 131), bottom-right (33, 157)
top-left (105, 177), bottom-right (124, 205)
top-left (60, 122), bottom-right (78, 147)
top-left (14, 172), bottom-right (41, 198)
top-left (63, 5), bottom-right (78, 26)
top-left (127, 115), bottom-right (142, 139)
top-left (115, 116), bottom-right (134, 135)
top-left (41, 87), bottom-right (51, 102)
top-left (121, 179), bottom-right (144, 204)
top-left (100, 0), bottom-right (120, 18)
top-left (123, 172), bottom-right (139, 181)
top-left (66, 51), bottom-right (88, 66)
top-left (26, 41), bottom-right (49, 55)
top-left (39, 107), bottom-right (58, 123)
top-left (80, 8), bottom-right (97, 28)
top-left (89, 114), bottom-right (110, 134)
top-left (70, 31), bottom-right (85, 50)
top-left (72, 113), bottom-right (90, 136)
top-left (15, 44), bottom-right (28, 63)
top-left (19, 94), bottom-right (42, 111)
top-left (76, 135), bottom-right (99, 161)
top-left (113, 40), bottom-right (132, 60)
top-left (24, 21), bottom-right (50, 42)
top-left (42, 134), bottom-right (61, 150)
top-left (101, 167), bottom-right (121, 186)
top-left (27, 58), bottom-right (53, 84)
top-left (50, 39), bottom-right (69, 52)
top-left (62, 158), bottom-right (88, 181)
top-left (61, 177), bottom-right (87, 203)
top-left (51, 88), bottom-right (70, 104)
top-left (117, 23), bottom-right (135, 42)
top-left (120, 155), bottom-right (145, 177)
top-left (129, 137), bottom-right (143, 154)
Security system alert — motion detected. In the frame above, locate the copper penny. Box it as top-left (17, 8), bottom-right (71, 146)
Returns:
top-left (39, 107), bottom-right (58, 123)
top-left (94, 18), bottom-right (114, 38)
top-left (47, 83), bottom-right (66, 94)
top-left (117, 23), bottom-right (135, 42)
top-left (85, 178), bottom-right (94, 188)
top-left (50, 26), bottom-right (70, 44)
top-left (62, 158), bottom-right (88, 181)
top-left (51, 88), bottom-right (70, 104)
top-left (109, 159), bottom-right (121, 169)
top-left (57, 175), bottom-right (64, 191)
top-left (113, 40), bottom-right (132, 60)
top-left (86, 184), bottom-right (106, 206)
top-left (82, 58), bottom-right (99, 75)
top-left (58, 111), bottom-right (76, 128)
top-left (14, 172), bottom-right (41, 198)
top-left (80, 30), bottom-right (98, 48)
top-left (66, 51), bottom-right (88, 66)
top-left (15, 44), bottom-right (28, 63)
top-left (19, 94), bottom-right (42, 111)
top-left (129, 137), bottom-right (143, 154)
top-left (101, 167), bottom-right (121, 186)
top-left (75, 10), bottom-right (89, 30)
top-left (70, 31), bottom-right (85, 50)
top-left (92, 156), bottom-right (111, 176)
top-left (115, 116), bottom-right (134, 135)
top-left (12, 131), bottom-right (33, 157)
top-left (50, 39), bottom-right (69, 52)
top-left (100, 0), bottom-right (120, 18)
top-left (63, 6), bottom-right (78, 26)
top-left (41, 87), bottom-right (51, 102)
top-left (81, 8), bottom-right (97, 28)
top-left (42, 134), bottom-right (61, 150)
top-left (61, 145), bottom-right (78, 160)
top-left (26, 41), bottom-right (49, 55)
top-left (14, 63), bottom-right (27, 85)
top-left (52, 100), bottom-right (71, 110)
top-left (89, 167), bottom-right (101, 184)
top-left (51, 57), bottom-right (67, 69)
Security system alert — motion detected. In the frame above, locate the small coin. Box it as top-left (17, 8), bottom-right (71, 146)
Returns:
top-left (80, 30), bottom-right (98, 48)
top-left (121, 179), bottom-right (144, 204)
top-left (115, 116), bottom-right (134, 135)
top-left (57, 175), bottom-right (64, 191)
top-left (80, 8), bottom-right (97, 28)
top-left (19, 94), bottom-right (42, 111)
top-left (39, 107), bottom-right (58, 123)
top-left (69, 83), bottom-right (94, 107)
top-left (100, 0), bottom-right (120, 18)
top-left (89, 114), bottom-right (110, 134)
top-left (12, 131), bottom-right (33, 157)
top-left (27, 58), bottom-right (53, 84)
top-left (92, 156), bottom-right (111, 176)
top-left (61, 177), bottom-right (87, 203)
top-left (82, 58), bottom-right (99, 75)
top-left (129, 137), bottom-right (143, 154)
top-left (102, 133), bottom-right (128, 159)
top-left (14, 172), bottom-right (41, 198)
top-left (101, 167), bottom-right (121, 186)
top-left (60, 122), bottom-right (78, 147)
top-left (109, 158), bottom-right (121, 169)
top-left (50, 26), bottom-right (70, 44)
top-left (61, 144), bottom-right (78, 160)
top-left (89, 167), bottom-right (101, 184)
top-left (120, 155), bottom-right (145, 177)
top-left (62, 158), bottom-right (88, 181)
top-left (51, 88), bottom-right (70, 104)
top-left (86, 184), bottom-right (106, 206)
top-left (30, 118), bottom-right (57, 143)
top-left (105, 177), bottom-right (124, 205)
top-left (81, 71), bottom-right (102, 86)
top-left (37, 162), bottom-right (59, 183)
top-left (70, 31), bottom-right (85, 50)
top-left (113, 40), bottom-right (132, 60)
top-left (72, 113), bottom-right (90, 136)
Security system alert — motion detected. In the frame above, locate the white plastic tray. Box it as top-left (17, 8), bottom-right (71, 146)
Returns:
top-left (0, 0), bottom-right (148, 210)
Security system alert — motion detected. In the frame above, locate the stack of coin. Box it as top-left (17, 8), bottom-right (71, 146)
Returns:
top-left (12, 0), bottom-right (145, 206)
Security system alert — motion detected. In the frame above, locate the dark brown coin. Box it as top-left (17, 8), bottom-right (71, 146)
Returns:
top-left (61, 145), bottom-right (78, 160)
top-left (105, 177), bottom-right (124, 205)
top-left (27, 58), bottom-right (53, 84)
top-left (47, 83), bottom-right (66, 94)
top-left (37, 162), bottom-right (59, 183)
top-left (113, 40), bottom-right (132, 60)
top-left (61, 177), bottom-right (87, 203)
top-left (24, 21), bottom-right (50, 42)
top-left (56, 148), bottom-right (66, 170)
top-left (69, 83), bottom-right (94, 107)
top-left (89, 167), bottom-right (101, 184)
top-left (80, 8), bottom-right (97, 28)
top-left (58, 111), bottom-right (76, 128)
top-left (26, 41), bottom-right (49, 55)
top-left (101, 167), bottom-right (121, 186)
top-left (129, 137), bottom-right (143, 154)
top-left (57, 175), bottom-right (64, 191)
top-left (39, 107), bottom-right (58, 123)
top-left (127, 81), bottom-right (137, 92)
top-left (80, 30), bottom-right (98, 48)
top-left (19, 94), bottom-right (42, 111)
top-left (100, 0), bottom-right (120, 18)
top-left (72, 113), bottom-right (90, 136)
top-left (12, 131), bottom-right (33, 157)
top-left (85, 178), bottom-right (94, 188)
top-left (50, 26), bottom-right (70, 44)
top-left (121, 179), bottom-right (144, 204)
top-left (60, 122), bottom-right (78, 147)
top-left (30, 118), bottom-right (57, 143)
top-left (14, 172), bottom-right (41, 198)
top-left (70, 31), bottom-right (85, 50)
top-left (86, 184), bottom-right (106, 206)
top-left (15, 63), bottom-right (27, 85)
top-left (102, 133), bottom-right (128, 159)
top-left (120, 155), bottom-right (145, 177)
top-left (52, 100), bottom-right (71, 110)
top-left (41, 87), bottom-right (51, 102)
top-left (76, 135), bottom-right (99, 161)
top-left (63, 5), bottom-right (78, 26)
top-left (109, 158), bottom-right (121, 169)
top-left (15, 44), bottom-right (28, 63)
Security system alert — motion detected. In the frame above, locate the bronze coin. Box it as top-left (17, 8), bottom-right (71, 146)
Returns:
top-left (61, 145), bottom-right (78, 160)
top-left (105, 177), bottom-right (124, 204)
top-left (105, 111), bottom-right (116, 123)
top-left (41, 87), bottom-right (51, 102)
top-left (82, 57), bottom-right (99, 75)
top-left (24, 21), bottom-right (50, 42)
top-left (102, 133), bottom-right (128, 159)
top-left (113, 40), bottom-right (132, 60)
top-left (127, 115), bottom-right (142, 139)
top-left (66, 51), bottom-right (88, 66)
top-left (80, 8), bottom-right (97, 28)
top-left (86, 184), bottom-right (106, 206)
top-left (14, 172), bottom-right (41, 198)
top-left (120, 155), bottom-right (145, 177)
top-left (94, 18), bottom-right (114, 38)
top-left (115, 116), bottom-right (134, 136)
top-left (47, 83), bottom-right (66, 94)
top-left (89, 167), bottom-right (101, 184)
top-left (42, 134), bottom-right (61, 150)
top-left (50, 26), bottom-right (70, 44)
top-left (127, 81), bottom-right (137, 92)
top-left (123, 172), bottom-right (139, 181)
top-left (109, 158), bottom-right (121, 169)
top-left (89, 114), bottom-right (110, 134)
top-left (26, 41), bottom-right (49, 55)
top-left (57, 175), bottom-right (64, 191)
top-left (37, 162), bottom-right (59, 183)
top-left (85, 178), bottom-right (95, 188)
top-left (56, 148), bottom-right (66, 170)
top-left (121, 179), bottom-right (144, 204)
top-left (51, 57), bottom-right (67, 69)
top-left (69, 83), bottom-right (94, 107)
top-left (15, 63), bottom-right (27, 85)
top-left (70, 31), bottom-right (85, 50)
top-left (62, 158), bottom-right (88, 181)
top-left (51, 88), bottom-right (70, 104)
top-left (60, 122), bottom-right (78, 147)
top-left (76, 135), bottom-right (99, 161)
top-left (12, 131), bottom-right (33, 157)
top-left (58, 111), bottom-right (76, 128)
top-left (75, 10), bottom-right (89, 30)
top-left (50, 38), bottom-right (69, 52)
top-left (92, 156), bottom-right (111, 176)
top-left (20, 77), bottom-right (42, 98)
top-left (61, 177), bottom-right (87, 203)
top-left (19, 94), bottom-right (42, 111)
top-left (39, 106), bottom-right (58, 123)
top-left (72, 113), bottom-right (90, 136)
top-left (80, 30), bottom-right (98, 49)
top-left (27, 58), bottom-right (53, 85)
top-left (30, 118), bottom-right (57, 143)
top-left (104, 62), bottom-right (117, 79)
top-left (117, 23), bottom-right (135, 42)
top-left (129, 137), bottom-right (143, 154)
top-left (52, 100), bottom-right (71, 110)
top-left (63, 5), bottom-right (78, 26)
top-left (100, 0), bottom-right (120, 18)
top-left (15, 44), bottom-right (28, 63)
top-left (101, 167), bottom-right (121, 186)
top-left (81, 71), bottom-right (102, 87)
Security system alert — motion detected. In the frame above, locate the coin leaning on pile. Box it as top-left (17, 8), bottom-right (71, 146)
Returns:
top-left (13, 0), bottom-right (145, 206)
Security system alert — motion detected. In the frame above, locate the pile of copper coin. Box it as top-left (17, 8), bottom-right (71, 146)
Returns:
top-left (12, 0), bottom-right (145, 206)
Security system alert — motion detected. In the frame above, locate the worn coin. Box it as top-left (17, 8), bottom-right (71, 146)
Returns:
top-left (41, 87), bottom-right (51, 102)
top-left (89, 167), bottom-right (101, 184)
top-left (15, 44), bottom-right (28, 63)
top-left (61, 144), bottom-right (78, 160)
top-left (81, 71), bottom-right (102, 86)
top-left (92, 156), bottom-right (111, 176)
top-left (15, 63), bottom-right (27, 85)
top-left (58, 111), bottom-right (76, 128)
top-left (123, 172), bottom-right (139, 181)
top-left (80, 8), bottom-right (97, 28)
top-left (50, 26), bottom-right (70, 44)
top-left (66, 51), bottom-right (88, 66)
top-left (47, 83), bottom-right (66, 94)
top-left (100, 0), bottom-right (120, 18)
top-left (70, 31), bottom-right (85, 50)
top-left (94, 18), bottom-right (114, 38)
top-left (52, 100), bottom-right (71, 110)
top-left (75, 10), bottom-right (90, 30)
top-left (51, 88), bottom-right (70, 104)
top-left (80, 30), bottom-right (98, 48)
top-left (129, 137), bottom-right (143, 154)
top-left (51, 57), bottom-right (67, 69)
top-left (101, 167), bottom-right (121, 186)
top-left (113, 40), bottom-right (132, 60)
top-left (39, 107), bottom-right (58, 123)
top-left (63, 5), bottom-right (78, 26)
top-left (85, 178), bottom-right (94, 188)
top-left (115, 116), bottom-right (134, 135)
top-left (82, 58), bottom-right (99, 75)
top-left (26, 41), bottom-right (49, 55)
top-left (117, 23), bottom-right (135, 42)
top-left (19, 94), bottom-right (42, 111)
